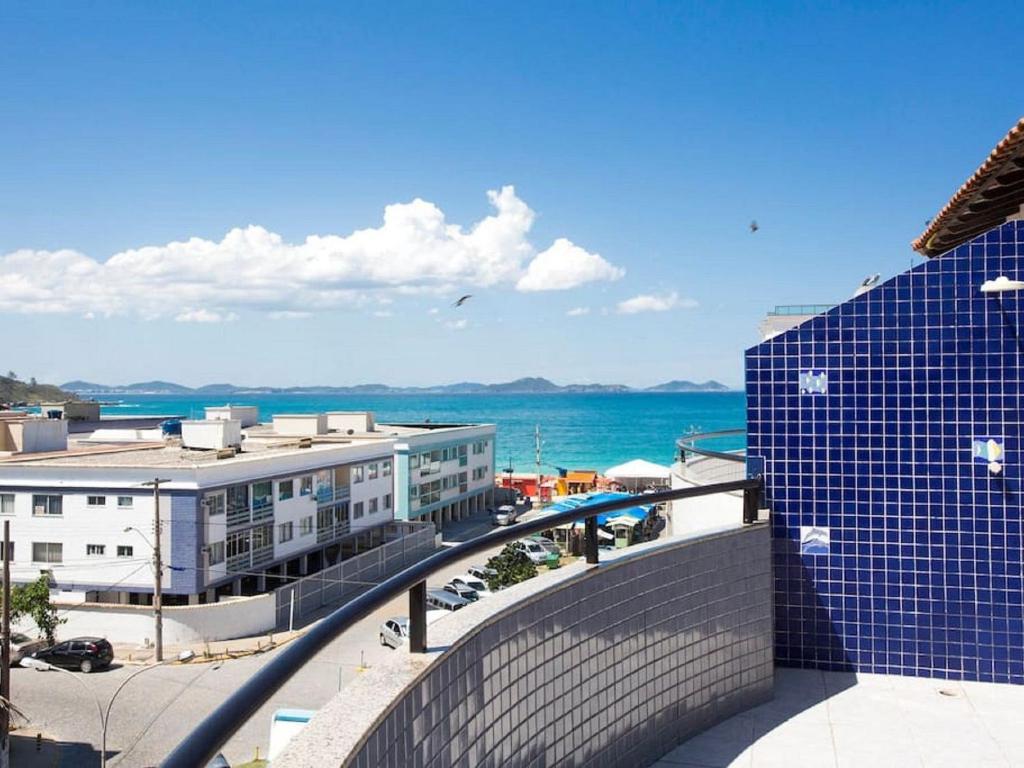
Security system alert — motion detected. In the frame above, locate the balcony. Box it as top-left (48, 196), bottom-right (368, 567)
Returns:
top-left (162, 481), bottom-right (770, 768)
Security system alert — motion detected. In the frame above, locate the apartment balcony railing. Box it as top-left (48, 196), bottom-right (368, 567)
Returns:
top-left (225, 506), bottom-right (250, 529)
top-left (315, 487), bottom-right (334, 505)
top-left (160, 477), bottom-right (764, 768)
top-left (676, 428), bottom-right (747, 464)
top-left (334, 487), bottom-right (350, 501)
top-left (316, 524), bottom-right (334, 544)
top-left (250, 546), bottom-right (274, 568)
top-left (226, 552), bottom-right (249, 573)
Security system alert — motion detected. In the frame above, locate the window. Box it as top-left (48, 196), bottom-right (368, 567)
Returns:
top-left (205, 492), bottom-right (225, 516)
top-left (353, 501), bottom-right (364, 519)
top-left (300, 516), bottom-right (314, 536)
top-left (117, 496), bottom-right (133, 508)
top-left (0, 541), bottom-right (12, 561)
top-left (472, 466), bottom-right (488, 481)
top-left (87, 496), bottom-right (106, 507)
top-left (226, 532), bottom-right (249, 559)
top-left (32, 542), bottom-right (62, 563)
top-left (382, 460), bottom-right (392, 477)
top-left (278, 521), bottom-right (294, 543)
top-left (207, 541), bottom-right (225, 565)
top-left (368, 463), bottom-right (378, 480)
top-left (383, 493), bottom-right (392, 510)
top-left (300, 476), bottom-right (313, 496)
top-left (369, 498), bottom-right (378, 514)
top-left (251, 523), bottom-right (273, 550)
top-left (0, 494), bottom-right (13, 516)
top-left (352, 465), bottom-right (364, 483)
top-left (252, 481), bottom-right (273, 509)
top-left (472, 440), bottom-right (489, 455)
top-left (86, 544), bottom-right (105, 556)
top-left (279, 480), bottom-right (294, 501)
top-left (32, 495), bottom-right (62, 517)
top-left (409, 454), bottom-right (420, 470)
top-left (117, 545), bottom-right (133, 558)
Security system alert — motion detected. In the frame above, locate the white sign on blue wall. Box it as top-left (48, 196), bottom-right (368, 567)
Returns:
top-left (799, 526), bottom-right (830, 556)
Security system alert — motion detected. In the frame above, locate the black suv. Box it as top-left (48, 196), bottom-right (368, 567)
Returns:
top-left (30, 637), bottom-right (114, 673)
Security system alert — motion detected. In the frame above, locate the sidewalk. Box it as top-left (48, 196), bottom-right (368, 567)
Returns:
top-left (113, 629), bottom-right (303, 665)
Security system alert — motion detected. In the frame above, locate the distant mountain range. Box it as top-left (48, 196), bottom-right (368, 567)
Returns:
top-left (61, 377), bottom-right (733, 396)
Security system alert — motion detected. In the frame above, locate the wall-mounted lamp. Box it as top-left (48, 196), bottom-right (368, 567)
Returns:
top-left (981, 275), bottom-right (1024, 293)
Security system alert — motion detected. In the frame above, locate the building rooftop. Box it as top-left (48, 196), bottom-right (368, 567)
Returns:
top-left (914, 117), bottom-right (1024, 257)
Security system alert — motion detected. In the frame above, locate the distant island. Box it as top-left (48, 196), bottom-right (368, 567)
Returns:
top-left (61, 377), bottom-right (733, 396)
top-left (1, 374), bottom-right (77, 405)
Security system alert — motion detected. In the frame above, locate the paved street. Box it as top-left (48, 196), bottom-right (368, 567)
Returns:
top-left (11, 508), bottom-right (529, 767)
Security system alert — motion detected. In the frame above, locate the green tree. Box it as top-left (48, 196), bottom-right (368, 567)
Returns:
top-left (10, 574), bottom-right (65, 643)
top-left (28, 376), bottom-right (36, 388)
top-left (484, 544), bottom-right (537, 591)
top-left (4, 371), bottom-right (14, 381)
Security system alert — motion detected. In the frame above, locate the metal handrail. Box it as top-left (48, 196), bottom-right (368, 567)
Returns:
top-left (677, 428), bottom-right (747, 464)
top-left (160, 478), bottom-right (763, 768)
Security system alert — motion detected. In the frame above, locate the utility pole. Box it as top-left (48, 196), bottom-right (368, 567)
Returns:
top-left (1, 520), bottom-right (10, 757)
top-left (142, 478), bottom-right (170, 662)
top-left (535, 424), bottom-right (542, 506)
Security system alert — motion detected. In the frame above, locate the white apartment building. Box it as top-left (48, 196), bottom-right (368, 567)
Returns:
top-left (0, 412), bottom-right (396, 605)
top-left (0, 407), bottom-right (497, 605)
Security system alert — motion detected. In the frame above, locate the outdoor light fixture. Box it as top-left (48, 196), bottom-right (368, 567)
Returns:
top-left (980, 275), bottom-right (1024, 293)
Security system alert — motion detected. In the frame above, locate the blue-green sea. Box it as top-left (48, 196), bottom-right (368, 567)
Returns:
top-left (90, 393), bottom-right (746, 473)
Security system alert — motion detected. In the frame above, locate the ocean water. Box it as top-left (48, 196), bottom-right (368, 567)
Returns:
top-left (94, 392), bottom-right (746, 473)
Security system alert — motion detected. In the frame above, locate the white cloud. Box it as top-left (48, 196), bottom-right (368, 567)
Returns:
top-left (616, 291), bottom-right (697, 314)
top-left (516, 238), bottom-right (624, 292)
top-left (566, 306), bottom-right (590, 317)
top-left (268, 310), bottom-right (311, 320)
top-left (373, 310), bottom-right (393, 318)
top-left (444, 318), bottom-right (468, 330)
top-left (0, 187), bottom-right (623, 320)
top-left (428, 307), bottom-right (440, 315)
top-left (174, 308), bottom-right (238, 323)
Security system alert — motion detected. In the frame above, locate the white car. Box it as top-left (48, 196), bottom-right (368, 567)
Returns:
top-left (493, 505), bottom-right (518, 525)
top-left (379, 617), bottom-right (409, 649)
top-left (468, 564), bottom-right (497, 581)
top-left (512, 538), bottom-right (553, 565)
top-left (450, 574), bottom-right (494, 597)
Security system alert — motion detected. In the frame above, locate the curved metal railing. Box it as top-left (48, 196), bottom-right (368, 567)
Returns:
top-left (676, 428), bottom-right (747, 463)
top-left (160, 479), bottom-right (763, 768)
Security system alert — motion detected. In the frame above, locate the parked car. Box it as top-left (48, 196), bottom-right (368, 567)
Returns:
top-left (468, 564), bottom-right (497, 581)
top-left (9, 633), bottom-right (47, 665)
top-left (426, 588), bottom-right (471, 612)
top-left (493, 505), bottom-right (518, 526)
top-left (528, 535), bottom-right (560, 553)
top-left (27, 637), bottom-right (114, 673)
top-left (512, 538), bottom-right (554, 565)
top-left (443, 582), bottom-right (479, 602)
top-left (450, 574), bottom-right (494, 598)
top-left (379, 617), bottom-right (410, 649)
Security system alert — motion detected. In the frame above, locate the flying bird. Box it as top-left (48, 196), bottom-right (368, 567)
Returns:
top-left (453, 294), bottom-right (473, 308)
top-left (749, 220), bottom-right (759, 233)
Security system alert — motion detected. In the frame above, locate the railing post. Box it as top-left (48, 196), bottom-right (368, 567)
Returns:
top-left (743, 482), bottom-right (759, 524)
top-left (584, 516), bottom-right (599, 564)
top-left (409, 580), bottom-right (426, 653)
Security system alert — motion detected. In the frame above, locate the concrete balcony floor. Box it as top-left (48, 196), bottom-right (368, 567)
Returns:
top-left (658, 667), bottom-right (1024, 768)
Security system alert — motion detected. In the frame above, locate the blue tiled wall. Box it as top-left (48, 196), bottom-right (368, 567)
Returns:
top-left (746, 220), bottom-right (1024, 683)
top-left (169, 492), bottom-right (202, 594)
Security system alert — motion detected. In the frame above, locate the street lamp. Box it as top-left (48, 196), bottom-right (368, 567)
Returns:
top-left (23, 652), bottom-right (200, 768)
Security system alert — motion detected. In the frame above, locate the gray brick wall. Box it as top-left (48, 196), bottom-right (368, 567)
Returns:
top-left (348, 524), bottom-right (772, 768)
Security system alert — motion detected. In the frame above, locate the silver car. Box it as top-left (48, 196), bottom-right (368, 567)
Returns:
top-left (379, 617), bottom-right (409, 649)
top-left (10, 633), bottom-right (47, 665)
top-left (493, 505), bottom-right (518, 526)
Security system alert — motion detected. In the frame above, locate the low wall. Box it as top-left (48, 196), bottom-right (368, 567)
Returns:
top-left (670, 456), bottom-right (745, 534)
top-left (279, 523), bottom-right (773, 768)
top-left (17, 523), bottom-right (438, 646)
top-left (31, 593), bottom-right (276, 647)
top-left (273, 522), bottom-right (436, 628)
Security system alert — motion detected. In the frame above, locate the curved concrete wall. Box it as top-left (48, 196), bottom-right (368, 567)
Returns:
top-left (308, 524), bottom-right (772, 768)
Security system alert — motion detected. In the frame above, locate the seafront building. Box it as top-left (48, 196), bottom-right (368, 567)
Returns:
top-left (0, 407), bottom-right (494, 606)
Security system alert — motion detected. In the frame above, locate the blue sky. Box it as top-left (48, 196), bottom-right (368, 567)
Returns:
top-left (2, 1), bottom-right (1020, 388)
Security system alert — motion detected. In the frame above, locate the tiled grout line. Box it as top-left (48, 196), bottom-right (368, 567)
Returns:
top-left (889, 676), bottom-right (941, 768)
